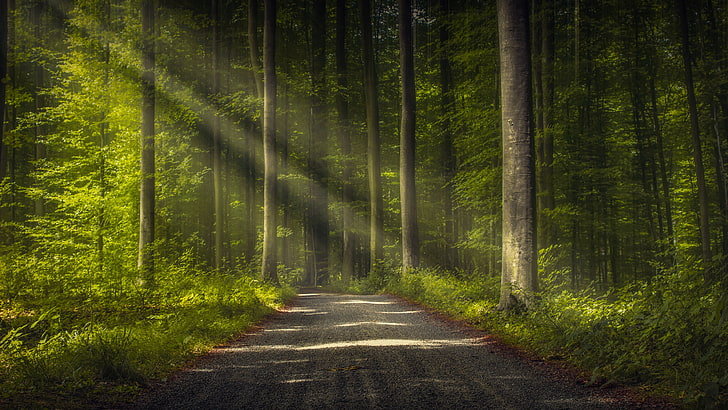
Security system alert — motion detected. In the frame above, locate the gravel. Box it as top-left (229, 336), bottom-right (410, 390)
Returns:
top-left (130, 292), bottom-right (653, 409)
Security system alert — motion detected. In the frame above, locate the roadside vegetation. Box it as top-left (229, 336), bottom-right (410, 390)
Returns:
top-left (0, 262), bottom-right (295, 407)
top-left (337, 260), bottom-right (728, 409)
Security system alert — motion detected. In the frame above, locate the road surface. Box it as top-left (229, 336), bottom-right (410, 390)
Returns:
top-left (132, 292), bottom-right (649, 409)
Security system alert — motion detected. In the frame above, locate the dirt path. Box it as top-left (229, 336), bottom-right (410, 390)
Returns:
top-left (131, 292), bottom-right (650, 409)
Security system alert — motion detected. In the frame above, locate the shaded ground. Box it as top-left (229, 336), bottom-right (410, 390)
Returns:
top-left (131, 292), bottom-right (670, 409)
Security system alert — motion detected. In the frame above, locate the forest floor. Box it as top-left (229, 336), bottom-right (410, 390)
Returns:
top-left (128, 291), bottom-right (674, 409)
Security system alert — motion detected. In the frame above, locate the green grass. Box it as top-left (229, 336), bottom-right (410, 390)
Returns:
top-left (0, 272), bottom-right (296, 407)
top-left (349, 264), bottom-right (728, 408)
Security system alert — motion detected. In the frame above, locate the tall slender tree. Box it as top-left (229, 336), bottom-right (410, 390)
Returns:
top-left (260, 0), bottom-right (278, 284)
top-left (677, 0), bottom-right (712, 271)
top-left (308, 0), bottom-right (328, 284)
top-left (439, 0), bottom-right (457, 269)
top-left (537, 0), bottom-right (555, 250)
top-left (398, 0), bottom-right (419, 271)
top-left (248, 0), bottom-right (263, 99)
top-left (497, 0), bottom-right (537, 310)
top-left (0, 0), bottom-right (7, 184)
top-left (360, 0), bottom-right (383, 268)
top-left (138, 0), bottom-right (156, 286)
top-left (245, 0), bottom-right (261, 264)
top-left (337, 0), bottom-right (353, 283)
top-left (211, 0), bottom-right (224, 271)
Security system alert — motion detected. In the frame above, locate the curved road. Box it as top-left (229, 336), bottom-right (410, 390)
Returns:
top-left (132, 292), bottom-right (647, 409)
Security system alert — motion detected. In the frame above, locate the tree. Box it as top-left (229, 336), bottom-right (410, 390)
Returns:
top-left (337, 0), bottom-right (353, 283)
top-left (438, 0), bottom-right (458, 270)
top-left (0, 0), bottom-right (7, 185)
top-left (245, 0), bottom-right (261, 264)
top-left (676, 0), bottom-right (712, 272)
top-left (537, 0), bottom-right (555, 250)
top-left (138, 0), bottom-right (155, 286)
top-left (260, 0), bottom-right (278, 284)
top-left (360, 0), bottom-right (383, 269)
top-left (211, 0), bottom-right (224, 271)
top-left (399, 0), bottom-right (419, 271)
top-left (307, 0), bottom-right (329, 285)
top-left (497, 0), bottom-right (537, 310)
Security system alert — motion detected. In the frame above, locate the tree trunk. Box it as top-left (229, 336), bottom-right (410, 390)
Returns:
top-left (245, 0), bottom-right (261, 264)
top-left (260, 0), bottom-right (278, 284)
top-left (138, 0), bottom-right (156, 286)
top-left (538, 0), bottom-right (555, 250)
top-left (497, 0), bottom-right (537, 310)
top-left (308, 0), bottom-right (329, 284)
top-left (211, 0), bottom-right (224, 271)
top-left (399, 0), bottom-right (419, 272)
top-left (32, 2), bottom-right (45, 218)
top-left (439, 0), bottom-right (457, 270)
top-left (677, 0), bottom-right (712, 270)
top-left (0, 0), bottom-right (7, 184)
top-left (360, 0), bottom-right (384, 268)
top-left (337, 0), bottom-right (354, 284)
top-left (248, 0), bottom-right (263, 99)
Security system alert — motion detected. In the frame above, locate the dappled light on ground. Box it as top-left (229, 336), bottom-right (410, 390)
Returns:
top-left (133, 292), bottom-right (642, 409)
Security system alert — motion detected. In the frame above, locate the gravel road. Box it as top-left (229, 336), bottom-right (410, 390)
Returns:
top-left (131, 292), bottom-right (651, 409)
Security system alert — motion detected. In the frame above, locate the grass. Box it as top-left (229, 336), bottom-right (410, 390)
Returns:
top-left (0, 272), bottom-right (296, 408)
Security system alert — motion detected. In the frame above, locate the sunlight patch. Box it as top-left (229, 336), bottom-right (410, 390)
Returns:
top-left (335, 321), bottom-right (410, 327)
top-left (296, 338), bottom-right (468, 350)
top-left (335, 300), bottom-right (396, 305)
top-left (379, 310), bottom-right (423, 314)
top-left (281, 378), bottom-right (314, 384)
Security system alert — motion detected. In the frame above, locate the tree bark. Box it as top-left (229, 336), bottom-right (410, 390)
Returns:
top-left (497, 0), bottom-right (537, 310)
top-left (138, 0), bottom-right (156, 286)
top-left (399, 0), bottom-right (419, 272)
top-left (0, 0), bottom-right (7, 184)
top-left (677, 0), bottom-right (712, 270)
top-left (337, 0), bottom-right (354, 283)
top-left (32, 2), bottom-right (45, 218)
top-left (248, 0), bottom-right (263, 99)
top-left (211, 0), bottom-right (224, 271)
top-left (260, 0), bottom-right (278, 283)
top-left (360, 0), bottom-right (384, 268)
top-left (245, 0), bottom-right (261, 264)
top-left (538, 0), bottom-right (555, 250)
top-left (308, 0), bottom-right (329, 284)
top-left (439, 0), bottom-right (457, 270)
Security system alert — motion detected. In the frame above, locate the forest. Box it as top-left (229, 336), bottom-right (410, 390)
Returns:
top-left (1, 0), bottom-right (727, 407)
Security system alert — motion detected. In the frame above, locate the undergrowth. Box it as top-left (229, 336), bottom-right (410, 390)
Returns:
top-left (0, 269), bottom-right (296, 406)
top-left (361, 263), bottom-right (728, 408)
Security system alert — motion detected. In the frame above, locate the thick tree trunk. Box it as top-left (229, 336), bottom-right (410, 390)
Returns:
top-left (398, 0), bottom-right (419, 272)
top-left (138, 0), bottom-right (156, 286)
top-left (497, 0), bottom-right (537, 310)
top-left (337, 0), bottom-right (354, 283)
top-left (261, 0), bottom-right (278, 283)
top-left (677, 0), bottom-right (712, 270)
top-left (360, 0), bottom-right (384, 268)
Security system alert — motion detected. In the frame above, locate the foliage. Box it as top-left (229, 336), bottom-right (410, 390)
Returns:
top-left (0, 268), bottom-right (295, 405)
